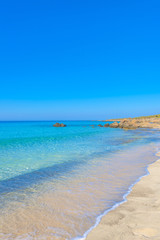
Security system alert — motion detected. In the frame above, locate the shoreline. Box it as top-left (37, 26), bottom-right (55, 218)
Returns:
top-left (82, 150), bottom-right (160, 240)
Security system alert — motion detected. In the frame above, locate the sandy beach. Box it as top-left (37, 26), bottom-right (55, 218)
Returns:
top-left (86, 152), bottom-right (160, 240)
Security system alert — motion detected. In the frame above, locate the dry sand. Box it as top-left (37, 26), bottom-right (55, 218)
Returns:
top-left (86, 153), bottom-right (160, 240)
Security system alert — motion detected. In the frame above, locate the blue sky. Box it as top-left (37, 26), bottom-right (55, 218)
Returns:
top-left (0, 0), bottom-right (160, 120)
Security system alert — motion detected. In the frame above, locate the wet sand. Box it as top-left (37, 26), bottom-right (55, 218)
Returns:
top-left (86, 152), bottom-right (160, 240)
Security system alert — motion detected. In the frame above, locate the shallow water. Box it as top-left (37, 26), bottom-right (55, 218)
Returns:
top-left (0, 121), bottom-right (159, 239)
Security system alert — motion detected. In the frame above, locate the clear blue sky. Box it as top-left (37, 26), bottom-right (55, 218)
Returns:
top-left (0, 0), bottom-right (160, 120)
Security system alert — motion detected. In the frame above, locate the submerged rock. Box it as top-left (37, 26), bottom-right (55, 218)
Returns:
top-left (53, 123), bottom-right (66, 127)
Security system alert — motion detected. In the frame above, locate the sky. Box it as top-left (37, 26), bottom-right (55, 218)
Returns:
top-left (0, 0), bottom-right (160, 120)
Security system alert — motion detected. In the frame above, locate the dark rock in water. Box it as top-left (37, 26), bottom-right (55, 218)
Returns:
top-left (60, 123), bottom-right (66, 127)
top-left (110, 122), bottom-right (119, 128)
top-left (98, 124), bottom-right (103, 127)
top-left (53, 123), bottom-right (61, 127)
top-left (104, 123), bottom-right (109, 127)
top-left (53, 123), bottom-right (66, 127)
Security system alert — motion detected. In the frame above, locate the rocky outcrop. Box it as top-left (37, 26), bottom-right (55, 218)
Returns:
top-left (53, 123), bottom-right (66, 127)
top-left (110, 122), bottom-right (119, 128)
top-left (118, 119), bottom-right (139, 129)
top-left (104, 123), bottom-right (109, 127)
top-left (108, 118), bottom-right (160, 130)
top-left (98, 124), bottom-right (103, 127)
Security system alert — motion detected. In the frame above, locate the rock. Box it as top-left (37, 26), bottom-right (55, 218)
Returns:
top-left (104, 123), bottom-right (109, 127)
top-left (98, 124), bottom-right (103, 127)
top-left (53, 123), bottom-right (66, 127)
top-left (110, 122), bottom-right (119, 128)
top-left (125, 125), bottom-right (137, 130)
top-left (53, 123), bottom-right (61, 127)
top-left (119, 120), bottom-right (139, 129)
top-left (105, 116), bottom-right (160, 130)
top-left (60, 123), bottom-right (66, 127)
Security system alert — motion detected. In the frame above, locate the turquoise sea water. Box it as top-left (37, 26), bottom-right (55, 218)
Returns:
top-left (0, 121), bottom-right (159, 239)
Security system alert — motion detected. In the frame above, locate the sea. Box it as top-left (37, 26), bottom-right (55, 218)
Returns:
top-left (0, 121), bottom-right (159, 240)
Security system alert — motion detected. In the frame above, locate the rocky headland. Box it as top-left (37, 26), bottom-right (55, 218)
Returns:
top-left (104, 115), bottom-right (160, 130)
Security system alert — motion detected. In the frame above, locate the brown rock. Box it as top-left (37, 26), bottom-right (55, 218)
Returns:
top-left (60, 123), bottom-right (66, 127)
top-left (119, 120), bottom-right (139, 129)
top-left (98, 124), bottom-right (103, 127)
top-left (110, 122), bottom-right (119, 128)
top-left (105, 116), bottom-right (160, 130)
top-left (104, 123), bottom-right (109, 127)
top-left (53, 123), bottom-right (66, 127)
top-left (53, 123), bottom-right (61, 127)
